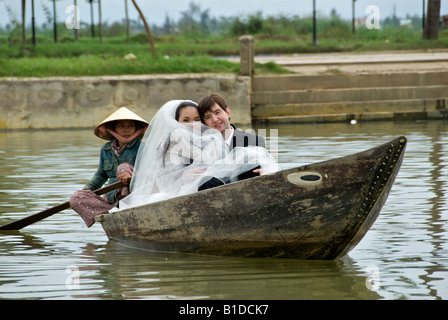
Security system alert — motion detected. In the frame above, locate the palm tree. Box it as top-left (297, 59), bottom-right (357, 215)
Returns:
top-left (352, 0), bottom-right (357, 34)
top-left (124, 0), bottom-right (130, 43)
top-left (131, 0), bottom-right (156, 56)
top-left (74, 0), bottom-right (79, 41)
top-left (49, 0), bottom-right (61, 43)
top-left (423, 0), bottom-right (441, 39)
top-left (21, 0), bottom-right (26, 45)
top-left (312, 0), bottom-right (317, 46)
top-left (87, 0), bottom-right (95, 37)
top-left (98, 0), bottom-right (103, 43)
top-left (31, 0), bottom-right (36, 45)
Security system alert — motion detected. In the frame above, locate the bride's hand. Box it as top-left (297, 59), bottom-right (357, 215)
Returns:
top-left (183, 167), bottom-right (206, 175)
top-left (182, 167), bottom-right (206, 183)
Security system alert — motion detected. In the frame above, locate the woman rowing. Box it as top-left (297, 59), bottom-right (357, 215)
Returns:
top-left (70, 107), bottom-right (148, 227)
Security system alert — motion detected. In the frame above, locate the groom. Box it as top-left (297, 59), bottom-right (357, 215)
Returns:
top-left (197, 93), bottom-right (266, 190)
top-left (198, 93), bottom-right (265, 150)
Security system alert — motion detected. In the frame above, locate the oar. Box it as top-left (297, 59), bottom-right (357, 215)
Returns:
top-left (0, 181), bottom-right (125, 231)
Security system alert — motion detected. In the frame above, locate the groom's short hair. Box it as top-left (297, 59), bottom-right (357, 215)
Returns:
top-left (198, 93), bottom-right (229, 122)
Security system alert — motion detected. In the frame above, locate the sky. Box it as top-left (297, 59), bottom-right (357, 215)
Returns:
top-left (1, 0), bottom-right (447, 28)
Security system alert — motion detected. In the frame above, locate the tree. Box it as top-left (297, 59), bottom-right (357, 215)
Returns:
top-left (312, 0), bottom-right (317, 46)
top-left (21, 0), bottom-right (26, 44)
top-left (74, 0), bottom-right (79, 41)
top-left (46, 0), bottom-right (61, 43)
top-left (124, 0), bottom-right (130, 43)
top-left (423, 0), bottom-right (441, 39)
top-left (163, 13), bottom-right (175, 34)
top-left (131, 0), bottom-right (156, 56)
top-left (98, 0), bottom-right (103, 43)
top-left (351, 0), bottom-right (356, 34)
top-left (31, 0), bottom-right (36, 45)
top-left (178, 2), bottom-right (211, 34)
top-left (51, 0), bottom-right (58, 42)
top-left (87, 0), bottom-right (95, 37)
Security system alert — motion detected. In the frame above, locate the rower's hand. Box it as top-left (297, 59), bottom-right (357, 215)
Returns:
top-left (253, 168), bottom-right (264, 176)
top-left (118, 172), bottom-right (132, 185)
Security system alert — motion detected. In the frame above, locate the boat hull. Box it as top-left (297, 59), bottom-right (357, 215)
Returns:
top-left (96, 136), bottom-right (406, 259)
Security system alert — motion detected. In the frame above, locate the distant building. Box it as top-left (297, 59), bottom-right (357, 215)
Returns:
top-left (399, 19), bottom-right (412, 26)
top-left (442, 15), bottom-right (448, 29)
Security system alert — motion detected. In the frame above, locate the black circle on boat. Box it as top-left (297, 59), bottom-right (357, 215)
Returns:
top-left (300, 174), bottom-right (321, 182)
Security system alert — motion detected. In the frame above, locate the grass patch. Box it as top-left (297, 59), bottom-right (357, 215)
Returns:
top-left (0, 54), bottom-right (241, 77)
top-left (0, 53), bottom-right (289, 77)
top-left (1, 28), bottom-right (447, 77)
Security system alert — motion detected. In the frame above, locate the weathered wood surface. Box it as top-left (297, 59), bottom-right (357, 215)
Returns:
top-left (96, 136), bottom-right (406, 259)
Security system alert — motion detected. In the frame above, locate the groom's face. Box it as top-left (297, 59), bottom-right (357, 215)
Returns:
top-left (202, 103), bottom-right (231, 135)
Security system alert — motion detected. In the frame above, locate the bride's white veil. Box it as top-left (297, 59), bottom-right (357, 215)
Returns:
top-left (117, 99), bottom-right (279, 210)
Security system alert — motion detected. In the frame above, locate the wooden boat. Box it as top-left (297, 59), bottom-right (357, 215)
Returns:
top-left (95, 136), bottom-right (407, 259)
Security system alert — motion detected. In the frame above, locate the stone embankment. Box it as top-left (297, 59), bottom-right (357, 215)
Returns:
top-left (1, 46), bottom-right (448, 130)
top-left (247, 50), bottom-right (448, 123)
top-left (0, 74), bottom-right (251, 130)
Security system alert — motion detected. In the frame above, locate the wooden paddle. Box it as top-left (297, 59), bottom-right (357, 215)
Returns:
top-left (0, 181), bottom-right (125, 231)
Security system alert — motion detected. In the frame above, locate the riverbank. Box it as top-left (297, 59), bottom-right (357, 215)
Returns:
top-left (1, 28), bottom-right (448, 77)
top-left (0, 74), bottom-right (251, 130)
top-left (1, 50), bottom-right (448, 130)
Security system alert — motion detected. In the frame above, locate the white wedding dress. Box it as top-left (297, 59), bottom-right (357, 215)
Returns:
top-left (116, 100), bottom-right (279, 211)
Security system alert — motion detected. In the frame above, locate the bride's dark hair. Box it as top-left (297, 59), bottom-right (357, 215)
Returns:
top-left (175, 101), bottom-right (198, 121)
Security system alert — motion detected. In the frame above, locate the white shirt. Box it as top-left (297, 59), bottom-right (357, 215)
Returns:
top-left (224, 127), bottom-right (234, 150)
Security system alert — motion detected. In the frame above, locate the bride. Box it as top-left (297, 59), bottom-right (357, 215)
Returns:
top-left (116, 100), bottom-right (279, 210)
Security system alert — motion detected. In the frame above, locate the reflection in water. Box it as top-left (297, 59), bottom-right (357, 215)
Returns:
top-left (89, 243), bottom-right (382, 300)
top-left (0, 232), bottom-right (381, 300)
top-left (1, 121), bottom-right (448, 299)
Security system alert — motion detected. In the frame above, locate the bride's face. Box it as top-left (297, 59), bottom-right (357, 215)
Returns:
top-left (178, 106), bottom-right (200, 123)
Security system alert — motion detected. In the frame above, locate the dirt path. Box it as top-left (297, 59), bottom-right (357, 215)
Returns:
top-left (227, 49), bottom-right (448, 74)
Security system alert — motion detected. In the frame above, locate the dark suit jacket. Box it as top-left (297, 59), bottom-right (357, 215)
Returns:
top-left (229, 125), bottom-right (266, 151)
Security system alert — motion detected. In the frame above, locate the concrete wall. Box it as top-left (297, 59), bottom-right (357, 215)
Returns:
top-left (251, 71), bottom-right (448, 124)
top-left (0, 74), bottom-right (251, 130)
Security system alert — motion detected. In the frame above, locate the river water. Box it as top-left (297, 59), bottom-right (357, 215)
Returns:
top-left (0, 120), bottom-right (447, 300)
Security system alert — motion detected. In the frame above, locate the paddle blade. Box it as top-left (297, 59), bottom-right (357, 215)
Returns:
top-left (0, 202), bottom-right (70, 231)
top-left (0, 181), bottom-right (125, 231)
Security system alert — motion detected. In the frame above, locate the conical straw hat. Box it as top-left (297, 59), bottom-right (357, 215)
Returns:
top-left (94, 107), bottom-right (149, 140)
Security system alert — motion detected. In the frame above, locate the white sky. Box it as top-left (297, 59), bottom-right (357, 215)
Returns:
top-left (1, 0), bottom-right (447, 28)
